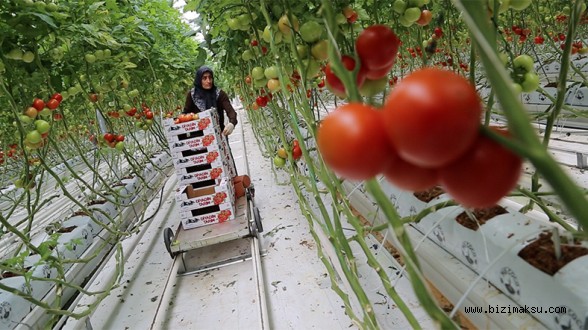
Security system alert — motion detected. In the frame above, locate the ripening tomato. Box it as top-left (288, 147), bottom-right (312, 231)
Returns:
top-left (356, 25), bottom-right (400, 71)
top-left (382, 67), bottom-right (482, 168)
top-left (384, 150), bottom-right (439, 191)
top-left (416, 10), bottom-right (433, 26)
top-left (438, 128), bottom-right (522, 208)
top-left (317, 103), bottom-right (393, 180)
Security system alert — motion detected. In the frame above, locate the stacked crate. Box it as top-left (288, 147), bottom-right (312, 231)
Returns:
top-left (163, 109), bottom-right (237, 230)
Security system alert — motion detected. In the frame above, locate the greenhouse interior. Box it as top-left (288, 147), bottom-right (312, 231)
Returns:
top-left (1, 0), bottom-right (588, 329)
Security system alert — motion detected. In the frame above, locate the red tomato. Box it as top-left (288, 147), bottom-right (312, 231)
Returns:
top-left (317, 103), bottom-right (393, 180)
top-left (32, 98), bottom-right (45, 111)
top-left (46, 98), bottom-right (60, 110)
top-left (103, 133), bottom-right (115, 143)
top-left (355, 25), bottom-right (400, 71)
top-left (292, 146), bottom-right (302, 160)
top-left (256, 96), bottom-right (267, 107)
top-left (145, 111), bottom-right (154, 119)
top-left (51, 93), bottom-right (63, 102)
top-left (325, 55), bottom-right (366, 97)
top-left (438, 128), bottom-right (522, 208)
top-left (116, 134), bottom-right (125, 142)
top-left (384, 151), bottom-right (439, 191)
top-left (382, 67), bottom-right (482, 168)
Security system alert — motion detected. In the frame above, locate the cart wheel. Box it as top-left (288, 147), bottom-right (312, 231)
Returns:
top-left (163, 227), bottom-right (176, 259)
top-left (253, 207), bottom-right (263, 233)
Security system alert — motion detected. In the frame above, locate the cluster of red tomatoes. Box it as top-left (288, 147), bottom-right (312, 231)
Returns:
top-left (273, 139), bottom-right (302, 168)
top-left (0, 145), bottom-right (19, 164)
top-left (20, 93), bottom-right (63, 149)
top-left (325, 25), bottom-right (400, 98)
top-left (174, 113), bottom-right (197, 124)
top-left (102, 132), bottom-right (125, 150)
top-left (317, 67), bottom-right (523, 209)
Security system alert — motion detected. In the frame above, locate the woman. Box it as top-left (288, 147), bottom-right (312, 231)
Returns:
top-left (183, 65), bottom-right (238, 136)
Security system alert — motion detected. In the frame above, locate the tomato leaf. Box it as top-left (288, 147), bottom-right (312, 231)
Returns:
top-left (30, 13), bottom-right (57, 29)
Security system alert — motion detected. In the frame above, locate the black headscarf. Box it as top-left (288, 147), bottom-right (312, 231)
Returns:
top-left (191, 65), bottom-right (219, 110)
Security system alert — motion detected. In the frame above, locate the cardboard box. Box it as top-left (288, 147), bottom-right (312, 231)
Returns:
top-left (172, 147), bottom-right (232, 169)
top-left (168, 137), bottom-right (230, 160)
top-left (167, 132), bottom-right (224, 152)
top-left (176, 177), bottom-right (234, 201)
top-left (164, 116), bottom-right (219, 137)
top-left (175, 160), bottom-right (232, 186)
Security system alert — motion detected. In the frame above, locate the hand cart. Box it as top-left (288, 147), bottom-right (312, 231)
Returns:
top-left (162, 184), bottom-right (263, 273)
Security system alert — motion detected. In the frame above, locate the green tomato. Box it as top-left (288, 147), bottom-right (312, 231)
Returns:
top-left (35, 119), bottom-right (51, 134)
top-left (264, 66), bottom-right (279, 79)
top-left (513, 54), bottom-right (534, 72)
top-left (299, 21), bottom-right (322, 43)
top-left (85, 54), bottom-right (97, 63)
top-left (19, 115), bottom-right (33, 125)
top-left (22, 51), bottom-right (35, 63)
top-left (403, 7), bottom-right (422, 22)
top-left (511, 82), bottom-right (523, 95)
top-left (253, 78), bottom-right (267, 88)
top-left (301, 59), bottom-right (321, 79)
top-left (6, 49), bottom-right (24, 60)
top-left (273, 155), bottom-right (286, 168)
top-left (520, 72), bottom-right (540, 93)
top-left (38, 108), bottom-right (52, 117)
top-left (296, 44), bottom-right (309, 59)
top-left (335, 13), bottom-right (347, 24)
top-left (398, 15), bottom-right (414, 27)
top-left (311, 40), bottom-right (329, 61)
top-left (115, 141), bottom-right (125, 151)
top-left (242, 50), bottom-right (254, 61)
top-left (509, 0), bottom-right (531, 11)
top-left (488, 0), bottom-right (510, 13)
top-left (359, 77), bottom-right (388, 97)
top-left (26, 130), bottom-right (42, 144)
top-left (227, 18), bottom-right (240, 30)
top-left (392, 0), bottom-right (407, 14)
top-left (251, 66), bottom-right (265, 80)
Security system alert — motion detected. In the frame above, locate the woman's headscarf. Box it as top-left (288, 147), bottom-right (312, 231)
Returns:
top-left (191, 65), bottom-right (220, 110)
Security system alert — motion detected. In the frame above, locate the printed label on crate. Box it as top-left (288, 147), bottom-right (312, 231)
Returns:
top-left (163, 109), bottom-right (219, 127)
top-left (173, 149), bottom-right (232, 169)
top-left (165, 116), bottom-right (223, 137)
top-left (166, 128), bottom-right (222, 144)
top-left (169, 138), bottom-right (229, 160)
top-left (177, 191), bottom-right (231, 210)
top-left (168, 133), bottom-right (219, 151)
top-left (180, 206), bottom-right (235, 229)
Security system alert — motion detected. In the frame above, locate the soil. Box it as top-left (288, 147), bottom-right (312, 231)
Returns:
top-left (413, 186), bottom-right (445, 203)
top-left (72, 210), bottom-right (89, 216)
top-left (518, 231), bottom-right (588, 275)
top-left (455, 206), bottom-right (508, 231)
top-left (87, 199), bottom-right (107, 206)
top-left (58, 225), bottom-right (77, 233)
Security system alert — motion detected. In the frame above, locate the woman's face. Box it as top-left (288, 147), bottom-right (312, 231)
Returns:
top-left (201, 72), bottom-right (213, 89)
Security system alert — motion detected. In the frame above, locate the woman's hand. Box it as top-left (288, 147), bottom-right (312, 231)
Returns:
top-left (223, 123), bottom-right (235, 136)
